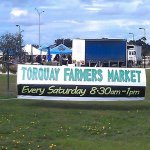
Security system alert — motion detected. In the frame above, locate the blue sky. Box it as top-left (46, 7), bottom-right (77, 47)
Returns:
top-left (0, 0), bottom-right (150, 46)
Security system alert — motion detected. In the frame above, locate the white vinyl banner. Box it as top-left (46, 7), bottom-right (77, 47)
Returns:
top-left (17, 64), bottom-right (146, 101)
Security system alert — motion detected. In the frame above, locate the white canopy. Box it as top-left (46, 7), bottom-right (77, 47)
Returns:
top-left (23, 44), bottom-right (47, 55)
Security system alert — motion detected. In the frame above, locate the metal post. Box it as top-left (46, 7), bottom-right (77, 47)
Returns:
top-left (98, 61), bottom-right (101, 67)
top-left (129, 33), bottom-right (134, 41)
top-left (88, 61), bottom-right (91, 67)
top-left (35, 8), bottom-right (44, 49)
top-left (143, 55), bottom-right (145, 68)
top-left (139, 27), bottom-right (146, 43)
top-left (139, 28), bottom-right (146, 68)
top-left (16, 25), bottom-right (24, 63)
top-left (126, 43), bottom-right (128, 68)
top-left (16, 25), bottom-right (21, 62)
top-left (118, 61), bottom-right (120, 67)
top-left (31, 45), bottom-right (33, 64)
top-left (6, 49), bottom-right (9, 93)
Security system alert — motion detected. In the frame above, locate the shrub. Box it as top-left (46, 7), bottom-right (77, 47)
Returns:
top-left (9, 64), bottom-right (17, 74)
top-left (0, 65), bottom-right (7, 73)
top-left (45, 61), bottom-right (52, 65)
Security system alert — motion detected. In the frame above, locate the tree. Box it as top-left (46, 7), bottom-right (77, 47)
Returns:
top-left (54, 38), bottom-right (72, 48)
top-left (32, 44), bottom-right (39, 49)
top-left (128, 39), bottom-right (150, 56)
top-left (0, 32), bottom-right (24, 62)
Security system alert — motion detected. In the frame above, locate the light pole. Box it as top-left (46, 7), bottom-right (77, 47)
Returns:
top-left (129, 32), bottom-right (134, 41)
top-left (16, 25), bottom-right (24, 62)
top-left (35, 8), bottom-right (44, 49)
top-left (139, 27), bottom-right (146, 68)
top-left (139, 27), bottom-right (146, 42)
top-left (16, 24), bottom-right (20, 35)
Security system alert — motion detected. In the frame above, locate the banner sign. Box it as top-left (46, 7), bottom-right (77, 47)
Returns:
top-left (17, 64), bottom-right (146, 101)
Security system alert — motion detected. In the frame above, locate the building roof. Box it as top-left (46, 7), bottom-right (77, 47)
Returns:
top-left (74, 38), bottom-right (127, 42)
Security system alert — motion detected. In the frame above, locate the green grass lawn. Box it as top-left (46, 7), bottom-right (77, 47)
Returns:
top-left (0, 100), bottom-right (150, 150)
top-left (0, 69), bottom-right (150, 150)
top-left (0, 74), bottom-right (17, 98)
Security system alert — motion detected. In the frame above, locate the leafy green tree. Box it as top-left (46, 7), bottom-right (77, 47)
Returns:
top-left (32, 44), bottom-right (39, 49)
top-left (54, 38), bottom-right (72, 48)
top-left (0, 32), bottom-right (23, 62)
top-left (128, 39), bottom-right (150, 55)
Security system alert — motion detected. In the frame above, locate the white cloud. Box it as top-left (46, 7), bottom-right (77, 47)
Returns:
top-left (79, 20), bottom-right (101, 31)
top-left (84, 7), bottom-right (102, 12)
top-left (0, 0), bottom-right (149, 44)
top-left (119, 0), bottom-right (143, 13)
top-left (81, 0), bottom-right (144, 14)
top-left (39, 0), bottom-right (81, 10)
top-left (141, 20), bottom-right (150, 26)
top-left (82, 2), bottom-right (106, 12)
top-left (63, 20), bottom-right (80, 24)
top-left (10, 8), bottom-right (28, 17)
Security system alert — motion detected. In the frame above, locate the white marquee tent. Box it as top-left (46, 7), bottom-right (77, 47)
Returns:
top-left (23, 44), bottom-right (47, 55)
